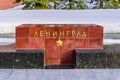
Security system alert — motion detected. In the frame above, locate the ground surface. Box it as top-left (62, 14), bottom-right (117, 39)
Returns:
top-left (0, 69), bottom-right (120, 80)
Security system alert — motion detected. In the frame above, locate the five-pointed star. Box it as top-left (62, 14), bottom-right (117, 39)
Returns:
top-left (56, 39), bottom-right (63, 47)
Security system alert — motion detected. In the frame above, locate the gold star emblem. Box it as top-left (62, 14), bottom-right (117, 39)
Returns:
top-left (56, 39), bottom-right (63, 47)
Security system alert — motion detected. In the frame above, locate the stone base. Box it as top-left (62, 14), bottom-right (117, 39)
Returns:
top-left (0, 50), bottom-right (44, 69)
top-left (0, 44), bottom-right (120, 69)
top-left (104, 45), bottom-right (120, 68)
top-left (75, 50), bottom-right (107, 69)
top-left (45, 65), bottom-right (75, 69)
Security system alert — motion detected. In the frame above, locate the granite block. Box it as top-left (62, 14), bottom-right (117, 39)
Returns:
top-left (26, 51), bottom-right (44, 69)
top-left (0, 50), bottom-right (44, 69)
top-left (16, 24), bottom-right (103, 50)
top-left (29, 26), bottom-right (45, 37)
top-left (14, 50), bottom-right (44, 69)
top-left (45, 49), bottom-right (59, 60)
top-left (14, 53), bottom-right (27, 69)
top-left (75, 50), bottom-right (106, 69)
top-left (0, 53), bottom-right (14, 68)
top-left (16, 26), bottom-right (29, 37)
top-left (107, 53), bottom-right (120, 68)
top-left (45, 60), bottom-right (61, 65)
top-left (58, 25), bottom-right (74, 37)
top-left (60, 49), bottom-right (73, 60)
top-left (104, 45), bottom-right (120, 68)
top-left (74, 26), bottom-right (88, 37)
top-left (16, 38), bottom-right (30, 49)
top-left (45, 65), bottom-right (74, 69)
top-left (88, 26), bottom-right (103, 37)
top-left (60, 38), bottom-right (75, 50)
top-left (45, 37), bottom-right (58, 49)
top-left (45, 26), bottom-right (59, 37)
top-left (88, 38), bottom-right (103, 49)
top-left (75, 38), bottom-right (87, 49)
top-left (29, 37), bottom-right (45, 49)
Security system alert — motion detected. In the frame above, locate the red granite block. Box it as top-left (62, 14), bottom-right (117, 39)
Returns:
top-left (60, 60), bottom-right (73, 65)
top-left (16, 38), bottom-right (30, 49)
top-left (45, 26), bottom-right (59, 37)
top-left (88, 38), bottom-right (103, 49)
top-left (45, 49), bottom-right (59, 60)
top-left (60, 38), bottom-right (75, 50)
top-left (29, 26), bottom-right (45, 37)
top-left (74, 25), bottom-right (88, 37)
top-left (16, 26), bottom-right (29, 37)
top-left (60, 49), bottom-right (73, 60)
top-left (45, 60), bottom-right (60, 65)
top-left (29, 37), bottom-right (45, 49)
top-left (75, 38), bottom-right (88, 49)
top-left (45, 37), bottom-right (59, 49)
top-left (88, 26), bottom-right (103, 37)
top-left (58, 25), bottom-right (74, 37)
top-left (60, 49), bottom-right (73, 64)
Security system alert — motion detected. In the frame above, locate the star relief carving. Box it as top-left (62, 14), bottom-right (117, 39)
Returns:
top-left (56, 39), bottom-right (63, 47)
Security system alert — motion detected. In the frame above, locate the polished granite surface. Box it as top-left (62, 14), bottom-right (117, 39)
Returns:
top-left (0, 50), bottom-right (44, 69)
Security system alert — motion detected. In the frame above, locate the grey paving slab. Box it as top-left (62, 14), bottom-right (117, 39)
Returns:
top-left (0, 69), bottom-right (13, 80)
top-left (0, 69), bottom-right (27, 80)
top-left (109, 70), bottom-right (120, 80)
top-left (62, 69), bottom-right (80, 80)
top-left (7, 69), bottom-right (27, 80)
top-left (44, 70), bottom-right (62, 80)
top-left (78, 69), bottom-right (113, 80)
top-left (0, 69), bottom-right (120, 80)
top-left (27, 69), bottom-right (44, 80)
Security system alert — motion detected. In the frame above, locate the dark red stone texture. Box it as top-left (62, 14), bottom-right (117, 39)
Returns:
top-left (16, 24), bottom-right (103, 65)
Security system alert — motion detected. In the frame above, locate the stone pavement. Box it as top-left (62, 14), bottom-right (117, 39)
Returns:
top-left (0, 69), bottom-right (120, 80)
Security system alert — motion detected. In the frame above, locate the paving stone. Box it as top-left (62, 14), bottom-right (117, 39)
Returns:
top-left (0, 69), bottom-right (14, 80)
top-left (44, 70), bottom-right (62, 80)
top-left (0, 69), bottom-right (120, 80)
top-left (78, 70), bottom-right (113, 80)
top-left (27, 69), bottom-right (44, 80)
top-left (6, 69), bottom-right (27, 80)
top-left (62, 70), bottom-right (80, 80)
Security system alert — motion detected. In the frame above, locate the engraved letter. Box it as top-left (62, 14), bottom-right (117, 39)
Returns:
top-left (40, 31), bottom-right (44, 37)
top-left (82, 32), bottom-right (86, 37)
top-left (46, 31), bottom-right (51, 37)
top-left (66, 31), bottom-right (70, 37)
top-left (76, 31), bottom-right (81, 37)
top-left (72, 31), bottom-right (76, 37)
top-left (34, 31), bottom-right (38, 37)
top-left (52, 31), bottom-right (57, 37)
top-left (60, 31), bottom-right (64, 37)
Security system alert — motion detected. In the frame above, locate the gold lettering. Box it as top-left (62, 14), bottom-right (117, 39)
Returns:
top-left (82, 32), bottom-right (86, 37)
top-left (46, 31), bottom-right (51, 37)
top-left (34, 31), bottom-right (38, 37)
top-left (66, 31), bottom-right (70, 37)
top-left (33, 30), bottom-right (87, 37)
top-left (72, 31), bottom-right (76, 37)
top-left (52, 31), bottom-right (57, 37)
top-left (60, 31), bottom-right (64, 37)
top-left (76, 31), bottom-right (81, 37)
top-left (40, 31), bottom-right (44, 37)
